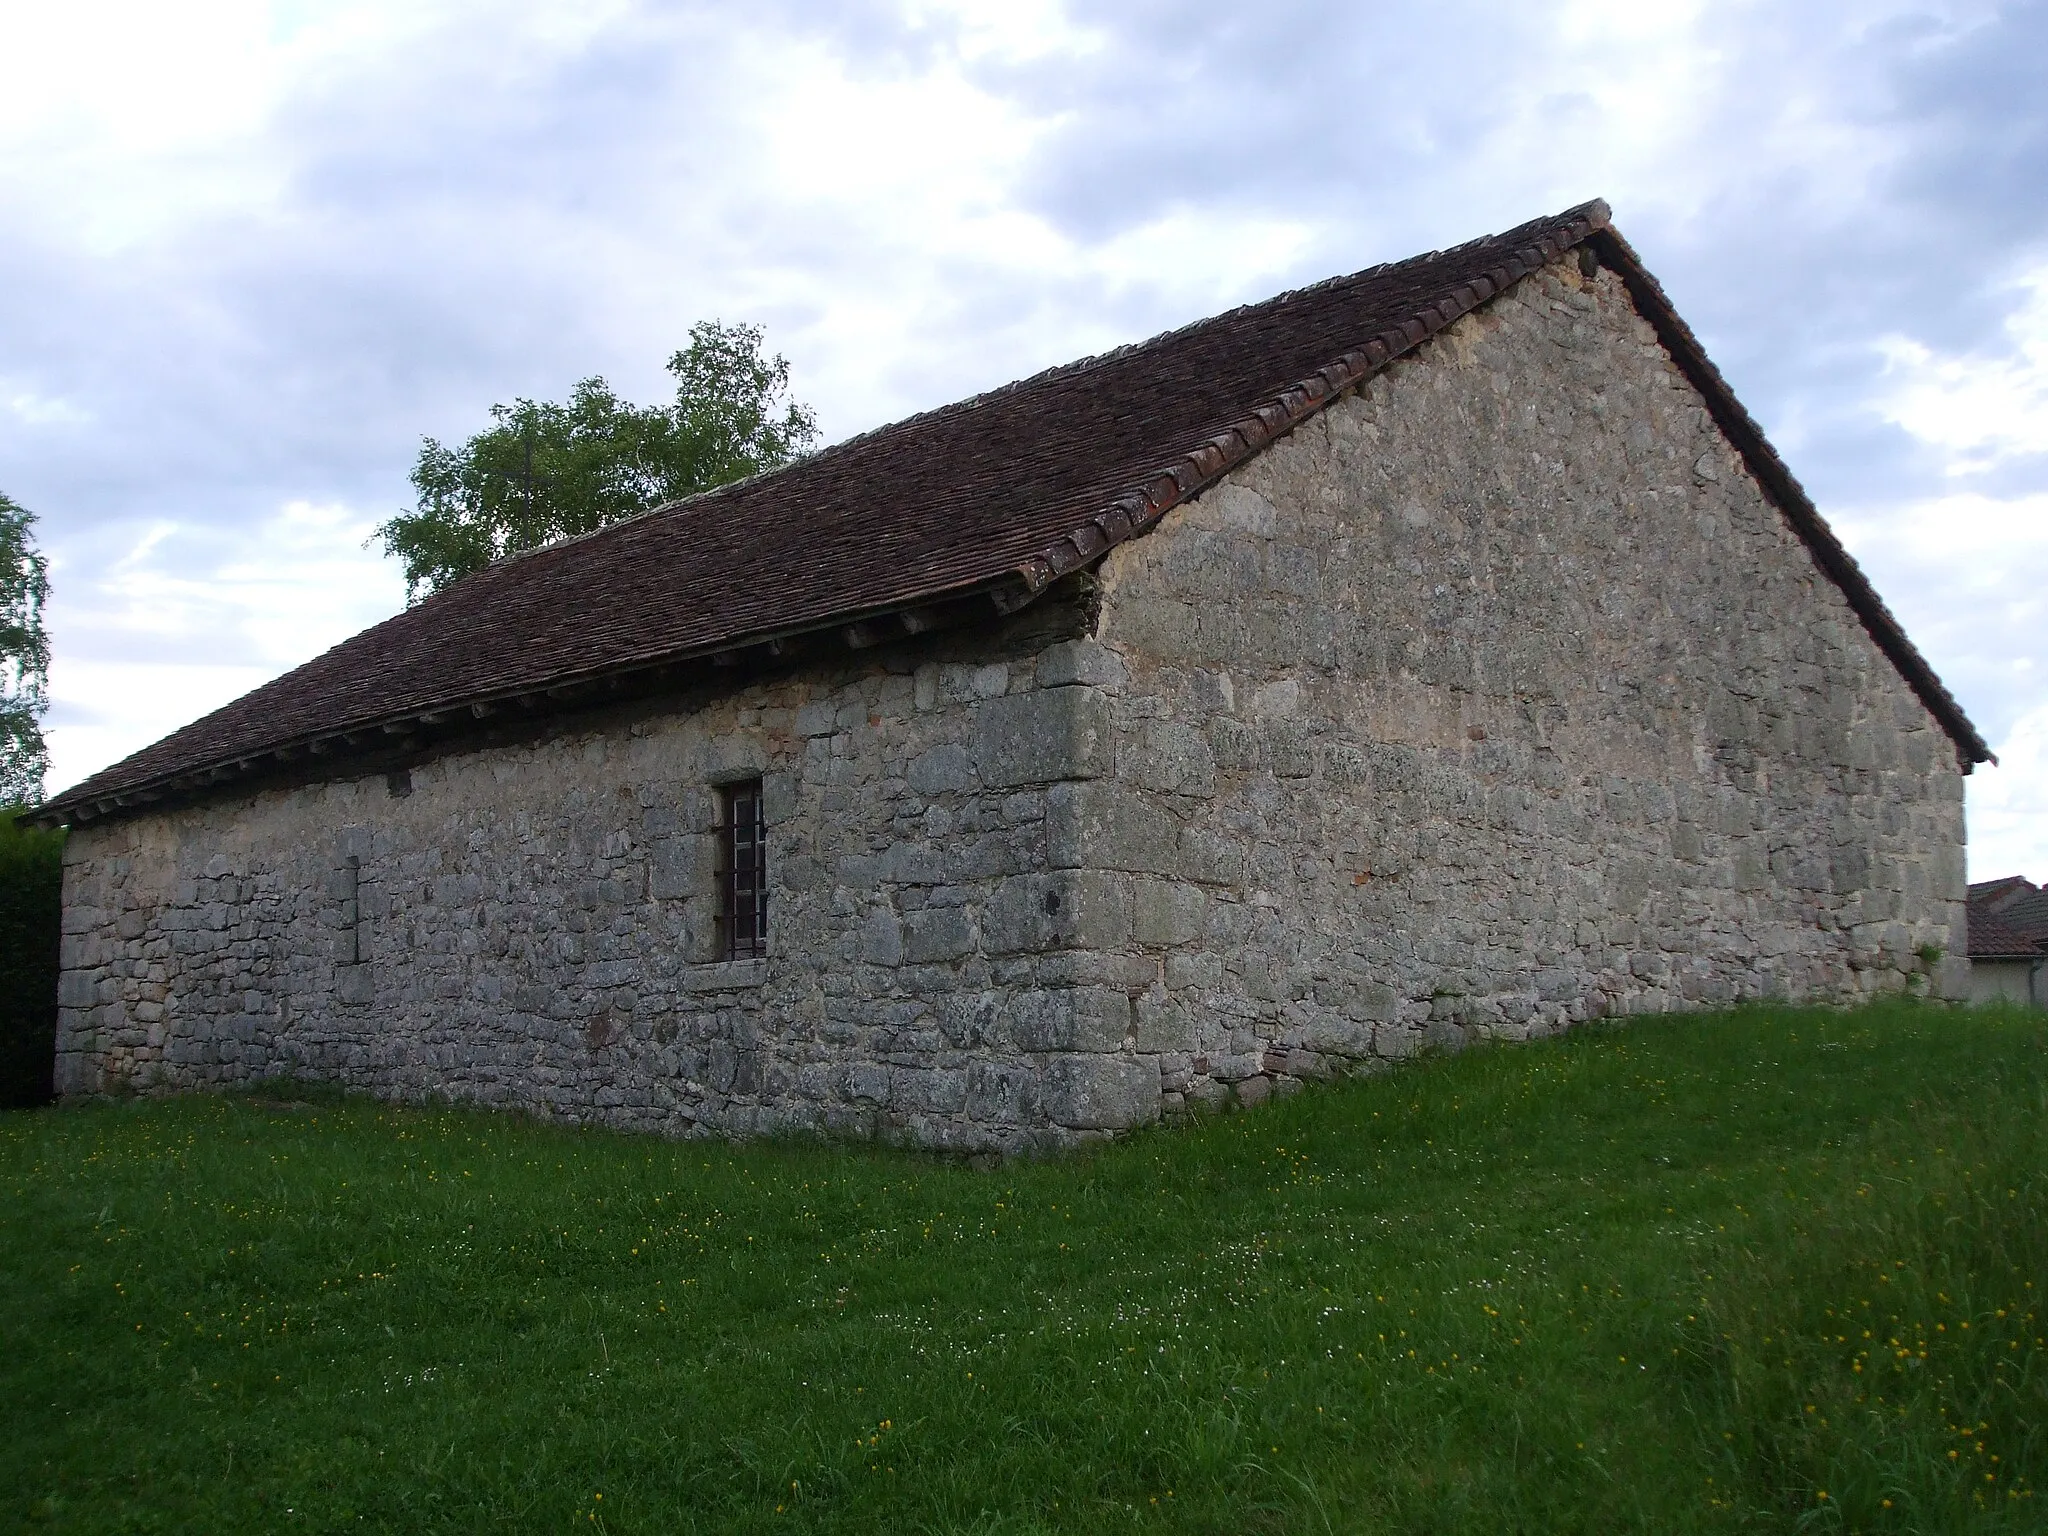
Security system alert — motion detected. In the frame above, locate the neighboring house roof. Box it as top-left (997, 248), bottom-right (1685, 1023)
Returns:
top-left (1969, 875), bottom-right (2039, 915)
top-left (1964, 877), bottom-right (2048, 961)
top-left (1966, 905), bottom-right (2046, 960)
top-left (1987, 889), bottom-right (2048, 944)
top-left (42, 199), bottom-right (1991, 827)
top-left (1965, 876), bottom-right (2048, 959)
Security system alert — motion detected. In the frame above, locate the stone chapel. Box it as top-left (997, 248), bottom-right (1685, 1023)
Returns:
top-left (46, 201), bottom-right (1988, 1150)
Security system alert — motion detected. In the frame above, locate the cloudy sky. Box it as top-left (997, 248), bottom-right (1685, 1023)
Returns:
top-left (2, 0), bottom-right (2044, 875)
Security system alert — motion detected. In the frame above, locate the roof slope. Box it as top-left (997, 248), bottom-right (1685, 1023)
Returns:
top-left (1965, 877), bottom-right (2046, 958)
top-left (1969, 875), bottom-right (2036, 908)
top-left (1967, 905), bottom-right (2045, 959)
top-left (46, 200), bottom-right (1988, 824)
top-left (1986, 889), bottom-right (2048, 943)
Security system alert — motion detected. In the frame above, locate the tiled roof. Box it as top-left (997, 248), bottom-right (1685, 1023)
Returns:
top-left (1987, 889), bottom-right (2048, 944)
top-left (1966, 905), bottom-right (2045, 959)
top-left (44, 199), bottom-right (1989, 825)
top-left (1968, 875), bottom-right (2048, 941)
top-left (1969, 875), bottom-right (2036, 907)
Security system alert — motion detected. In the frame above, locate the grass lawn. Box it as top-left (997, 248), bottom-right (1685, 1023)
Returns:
top-left (3, 1002), bottom-right (2044, 1533)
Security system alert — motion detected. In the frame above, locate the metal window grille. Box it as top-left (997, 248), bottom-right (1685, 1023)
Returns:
top-left (721, 779), bottom-right (767, 959)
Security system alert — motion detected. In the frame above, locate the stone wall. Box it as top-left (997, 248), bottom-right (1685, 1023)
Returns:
top-left (54, 253), bottom-right (1970, 1147)
top-left (56, 594), bottom-right (1167, 1153)
top-left (1082, 255), bottom-right (1967, 1114)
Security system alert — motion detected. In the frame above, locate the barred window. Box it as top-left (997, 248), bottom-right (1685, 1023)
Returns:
top-left (720, 779), bottom-right (767, 959)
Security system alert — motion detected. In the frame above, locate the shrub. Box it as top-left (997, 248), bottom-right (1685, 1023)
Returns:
top-left (0, 810), bottom-right (63, 1108)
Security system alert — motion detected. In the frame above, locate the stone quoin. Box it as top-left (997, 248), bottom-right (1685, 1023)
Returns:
top-left (44, 202), bottom-right (1988, 1151)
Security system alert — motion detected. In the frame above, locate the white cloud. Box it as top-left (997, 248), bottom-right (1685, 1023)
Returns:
top-left (1832, 491), bottom-right (2048, 757)
top-left (0, 1), bottom-right (641, 252)
top-left (902, 0), bottom-right (1104, 63)
top-left (44, 658), bottom-right (279, 805)
top-left (43, 499), bottom-right (406, 794)
top-left (0, 383), bottom-right (90, 429)
top-left (1836, 489), bottom-right (2048, 565)
top-left (1970, 702), bottom-right (2048, 884)
top-left (1874, 266), bottom-right (2048, 472)
top-left (0, 2), bottom-right (288, 252)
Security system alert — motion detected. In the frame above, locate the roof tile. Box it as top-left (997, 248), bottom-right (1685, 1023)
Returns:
top-left (1967, 904), bottom-right (2046, 959)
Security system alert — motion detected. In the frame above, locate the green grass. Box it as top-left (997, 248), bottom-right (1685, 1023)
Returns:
top-left (2, 1002), bottom-right (2043, 1534)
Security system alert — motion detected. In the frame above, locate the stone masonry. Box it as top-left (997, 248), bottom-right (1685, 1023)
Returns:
top-left (54, 254), bottom-right (1969, 1151)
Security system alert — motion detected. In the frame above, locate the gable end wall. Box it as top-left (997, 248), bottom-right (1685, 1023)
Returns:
top-left (1083, 255), bottom-right (1965, 1109)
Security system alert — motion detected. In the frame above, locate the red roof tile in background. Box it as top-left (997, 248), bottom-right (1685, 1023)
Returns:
top-left (1966, 904), bottom-right (2046, 959)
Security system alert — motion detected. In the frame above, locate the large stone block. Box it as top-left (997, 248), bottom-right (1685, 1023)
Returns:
top-left (1036, 640), bottom-right (1129, 689)
top-left (1045, 781), bottom-right (1182, 874)
top-left (1125, 721), bottom-right (1218, 798)
top-left (1133, 879), bottom-right (1206, 947)
top-left (971, 686), bottom-right (1112, 789)
top-left (981, 875), bottom-right (1056, 957)
top-left (936, 990), bottom-right (1005, 1048)
top-left (1008, 986), bottom-right (1131, 1051)
top-left (894, 1066), bottom-right (967, 1114)
top-left (859, 908), bottom-right (904, 966)
top-left (1059, 872), bottom-right (1134, 952)
top-left (51, 1049), bottom-right (93, 1097)
top-left (902, 906), bottom-right (976, 965)
top-left (1043, 1055), bottom-right (1160, 1130)
top-left (1209, 718), bottom-right (1259, 771)
top-left (1204, 482), bottom-right (1280, 536)
top-left (1133, 987), bottom-right (1193, 1053)
top-left (983, 872), bottom-right (1132, 956)
top-left (965, 1062), bottom-right (1038, 1123)
top-left (649, 836), bottom-right (717, 900)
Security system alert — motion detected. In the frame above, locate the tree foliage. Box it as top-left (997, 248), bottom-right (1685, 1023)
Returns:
top-left (0, 493), bottom-right (51, 807)
top-left (377, 321), bottom-right (819, 601)
top-left (0, 808), bottom-right (63, 1106)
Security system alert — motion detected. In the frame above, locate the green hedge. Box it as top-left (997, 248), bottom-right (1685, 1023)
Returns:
top-left (0, 811), bottom-right (64, 1108)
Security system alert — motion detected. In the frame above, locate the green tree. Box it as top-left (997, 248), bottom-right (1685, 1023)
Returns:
top-left (377, 321), bottom-right (819, 601)
top-left (0, 493), bottom-right (51, 807)
top-left (0, 807), bottom-right (63, 1105)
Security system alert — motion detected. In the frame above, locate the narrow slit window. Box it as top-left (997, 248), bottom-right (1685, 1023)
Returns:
top-left (342, 855), bottom-right (361, 965)
top-left (720, 779), bottom-right (767, 959)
